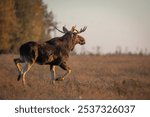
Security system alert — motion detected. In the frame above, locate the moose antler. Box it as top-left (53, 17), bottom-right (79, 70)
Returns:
top-left (55, 27), bottom-right (64, 33)
top-left (55, 26), bottom-right (68, 33)
top-left (62, 26), bottom-right (68, 33)
top-left (55, 26), bottom-right (87, 34)
top-left (75, 26), bottom-right (87, 34)
top-left (71, 25), bottom-right (76, 32)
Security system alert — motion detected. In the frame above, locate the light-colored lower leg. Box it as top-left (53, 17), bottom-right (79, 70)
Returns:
top-left (21, 63), bottom-right (33, 85)
top-left (50, 66), bottom-right (56, 84)
top-left (16, 63), bottom-right (22, 72)
top-left (62, 69), bottom-right (71, 79)
top-left (53, 66), bottom-right (56, 79)
top-left (56, 69), bottom-right (71, 81)
top-left (58, 63), bottom-right (71, 81)
top-left (14, 58), bottom-right (23, 76)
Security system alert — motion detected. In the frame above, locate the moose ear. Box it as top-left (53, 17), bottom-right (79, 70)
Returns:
top-left (62, 26), bottom-right (68, 33)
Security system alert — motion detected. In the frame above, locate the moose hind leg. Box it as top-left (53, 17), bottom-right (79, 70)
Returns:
top-left (56, 62), bottom-right (71, 81)
top-left (21, 62), bottom-right (34, 85)
top-left (14, 58), bottom-right (24, 81)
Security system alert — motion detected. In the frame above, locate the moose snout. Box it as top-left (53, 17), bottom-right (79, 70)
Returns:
top-left (79, 40), bottom-right (86, 45)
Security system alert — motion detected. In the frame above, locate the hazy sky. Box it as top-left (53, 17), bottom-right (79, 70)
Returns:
top-left (43, 0), bottom-right (150, 54)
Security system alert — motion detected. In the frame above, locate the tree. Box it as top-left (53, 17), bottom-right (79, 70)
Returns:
top-left (0, 0), bottom-right (17, 53)
top-left (43, 7), bottom-right (57, 40)
top-left (96, 46), bottom-right (101, 55)
top-left (13, 0), bottom-right (45, 51)
top-left (0, 0), bottom-right (57, 53)
top-left (115, 46), bottom-right (122, 55)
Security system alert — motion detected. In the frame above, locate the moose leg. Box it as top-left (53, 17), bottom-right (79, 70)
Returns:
top-left (21, 62), bottom-right (34, 85)
top-left (14, 58), bottom-right (24, 81)
top-left (50, 65), bottom-right (56, 84)
top-left (56, 62), bottom-right (71, 81)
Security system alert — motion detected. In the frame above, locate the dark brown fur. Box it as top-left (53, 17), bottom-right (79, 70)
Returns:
top-left (14, 26), bottom-right (87, 85)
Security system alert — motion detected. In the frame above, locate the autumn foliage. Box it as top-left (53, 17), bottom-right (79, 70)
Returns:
top-left (0, 0), bottom-right (56, 53)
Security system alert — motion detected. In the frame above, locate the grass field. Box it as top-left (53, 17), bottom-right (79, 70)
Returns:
top-left (0, 54), bottom-right (150, 99)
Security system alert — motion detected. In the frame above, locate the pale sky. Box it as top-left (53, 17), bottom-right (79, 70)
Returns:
top-left (43, 0), bottom-right (150, 54)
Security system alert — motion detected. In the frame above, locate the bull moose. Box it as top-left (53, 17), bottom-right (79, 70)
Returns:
top-left (14, 26), bottom-right (87, 85)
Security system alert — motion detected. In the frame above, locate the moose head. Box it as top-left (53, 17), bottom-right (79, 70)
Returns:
top-left (55, 26), bottom-right (87, 47)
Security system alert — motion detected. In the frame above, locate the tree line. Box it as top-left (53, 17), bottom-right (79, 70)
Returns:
top-left (0, 0), bottom-right (56, 53)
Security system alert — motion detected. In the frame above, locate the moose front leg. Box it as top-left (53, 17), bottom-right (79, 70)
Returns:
top-left (56, 62), bottom-right (71, 81)
top-left (50, 65), bottom-right (56, 84)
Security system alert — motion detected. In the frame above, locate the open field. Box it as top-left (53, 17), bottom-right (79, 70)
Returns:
top-left (0, 54), bottom-right (150, 99)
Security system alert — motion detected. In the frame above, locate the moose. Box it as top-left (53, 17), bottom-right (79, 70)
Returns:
top-left (14, 26), bottom-right (87, 85)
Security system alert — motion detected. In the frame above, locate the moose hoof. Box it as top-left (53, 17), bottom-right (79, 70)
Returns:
top-left (55, 77), bottom-right (65, 81)
top-left (17, 74), bottom-right (21, 81)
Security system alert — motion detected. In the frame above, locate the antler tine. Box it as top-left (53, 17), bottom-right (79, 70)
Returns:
top-left (73, 26), bottom-right (87, 34)
top-left (79, 26), bottom-right (87, 33)
top-left (63, 25), bottom-right (69, 33)
top-left (55, 26), bottom-right (65, 33)
top-left (76, 26), bottom-right (87, 34)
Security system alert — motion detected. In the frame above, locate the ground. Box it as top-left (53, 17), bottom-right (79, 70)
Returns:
top-left (0, 54), bottom-right (150, 99)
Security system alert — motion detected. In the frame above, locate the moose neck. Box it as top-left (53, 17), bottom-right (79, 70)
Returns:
top-left (62, 33), bottom-right (76, 52)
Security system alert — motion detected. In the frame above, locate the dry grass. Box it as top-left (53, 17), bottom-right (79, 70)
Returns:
top-left (0, 54), bottom-right (150, 99)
